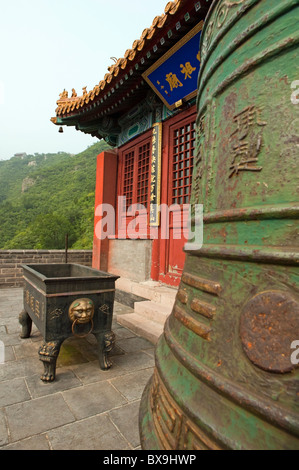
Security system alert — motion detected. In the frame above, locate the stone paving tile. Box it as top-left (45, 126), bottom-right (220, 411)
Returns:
top-left (69, 359), bottom-right (127, 385)
top-left (0, 357), bottom-right (39, 382)
top-left (5, 393), bottom-right (76, 442)
top-left (110, 344), bottom-right (127, 357)
top-left (25, 370), bottom-right (82, 399)
top-left (1, 434), bottom-right (51, 450)
top-left (143, 348), bottom-right (155, 357)
top-left (0, 288), bottom-right (156, 450)
top-left (0, 331), bottom-right (22, 347)
top-left (2, 345), bottom-right (15, 362)
top-left (0, 307), bottom-right (23, 319)
top-left (0, 408), bottom-right (9, 447)
top-left (56, 342), bottom-right (91, 368)
top-left (116, 336), bottom-right (154, 353)
top-left (2, 321), bottom-right (21, 335)
top-left (62, 380), bottom-right (127, 421)
top-left (111, 368), bottom-right (154, 402)
top-left (113, 302), bottom-right (134, 316)
top-left (0, 377), bottom-right (31, 407)
top-left (109, 400), bottom-right (141, 449)
top-left (13, 340), bottom-right (41, 360)
top-left (112, 350), bottom-right (155, 372)
top-left (47, 413), bottom-right (131, 450)
top-left (114, 325), bottom-right (137, 340)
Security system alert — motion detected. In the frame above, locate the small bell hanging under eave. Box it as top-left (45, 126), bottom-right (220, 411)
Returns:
top-left (58, 127), bottom-right (64, 133)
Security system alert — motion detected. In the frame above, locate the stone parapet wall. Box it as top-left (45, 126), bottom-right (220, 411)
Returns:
top-left (0, 250), bottom-right (93, 288)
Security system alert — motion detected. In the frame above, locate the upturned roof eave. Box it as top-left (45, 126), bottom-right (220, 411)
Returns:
top-left (51, 0), bottom-right (210, 125)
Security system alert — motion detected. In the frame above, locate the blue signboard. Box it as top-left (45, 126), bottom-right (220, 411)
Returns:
top-left (142, 22), bottom-right (203, 110)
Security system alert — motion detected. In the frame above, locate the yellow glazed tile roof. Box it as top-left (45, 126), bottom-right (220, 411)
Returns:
top-left (54, 0), bottom-right (183, 118)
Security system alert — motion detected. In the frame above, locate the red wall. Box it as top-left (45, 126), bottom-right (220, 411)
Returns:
top-left (92, 150), bottom-right (117, 271)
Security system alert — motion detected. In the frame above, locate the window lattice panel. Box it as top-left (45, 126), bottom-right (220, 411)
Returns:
top-left (172, 121), bottom-right (196, 205)
top-left (137, 142), bottom-right (150, 207)
top-left (123, 150), bottom-right (135, 209)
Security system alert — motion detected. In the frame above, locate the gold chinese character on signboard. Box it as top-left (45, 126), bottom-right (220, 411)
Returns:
top-left (180, 62), bottom-right (196, 80)
top-left (166, 73), bottom-right (183, 92)
top-left (150, 205), bottom-right (156, 222)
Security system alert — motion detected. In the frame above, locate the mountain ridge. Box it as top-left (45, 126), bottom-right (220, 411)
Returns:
top-left (0, 140), bottom-right (110, 249)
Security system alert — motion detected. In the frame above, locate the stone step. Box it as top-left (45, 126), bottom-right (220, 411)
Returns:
top-left (132, 283), bottom-right (177, 307)
top-left (115, 278), bottom-right (177, 345)
top-left (117, 313), bottom-right (163, 345)
top-left (116, 277), bottom-right (177, 307)
top-left (134, 300), bottom-right (172, 325)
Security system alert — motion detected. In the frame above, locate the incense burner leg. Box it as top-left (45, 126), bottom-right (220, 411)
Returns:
top-left (93, 331), bottom-right (115, 370)
top-left (19, 309), bottom-right (32, 339)
top-left (38, 339), bottom-right (64, 382)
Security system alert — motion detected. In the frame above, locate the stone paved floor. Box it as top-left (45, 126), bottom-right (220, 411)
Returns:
top-left (0, 288), bottom-right (155, 450)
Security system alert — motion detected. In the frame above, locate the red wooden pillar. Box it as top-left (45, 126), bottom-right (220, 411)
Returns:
top-left (92, 150), bottom-right (117, 271)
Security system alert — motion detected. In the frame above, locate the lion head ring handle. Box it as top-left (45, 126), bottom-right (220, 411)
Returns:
top-left (68, 298), bottom-right (94, 338)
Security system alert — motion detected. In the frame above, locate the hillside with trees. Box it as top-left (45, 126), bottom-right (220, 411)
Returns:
top-left (0, 140), bottom-right (110, 250)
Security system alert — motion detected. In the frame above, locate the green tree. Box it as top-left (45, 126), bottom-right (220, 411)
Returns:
top-left (33, 213), bottom-right (76, 249)
top-left (0, 140), bottom-right (111, 249)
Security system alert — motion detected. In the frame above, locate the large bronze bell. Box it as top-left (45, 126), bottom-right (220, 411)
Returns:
top-left (139, 0), bottom-right (299, 450)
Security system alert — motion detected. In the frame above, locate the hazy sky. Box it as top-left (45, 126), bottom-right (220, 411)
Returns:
top-left (0, 0), bottom-right (168, 160)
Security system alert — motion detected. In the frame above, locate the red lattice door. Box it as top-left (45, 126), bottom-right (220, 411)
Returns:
top-left (117, 133), bottom-right (151, 238)
top-left (159, 111), bottom-right (196, 286)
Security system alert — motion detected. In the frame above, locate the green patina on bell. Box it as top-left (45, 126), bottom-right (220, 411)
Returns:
top-left (139, 0), bottom-right (299, 450)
